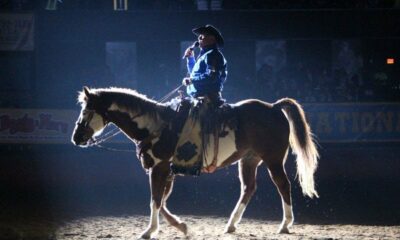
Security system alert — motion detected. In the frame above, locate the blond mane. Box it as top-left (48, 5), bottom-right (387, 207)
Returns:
top-left (77, 87), bottom-right (157, 104)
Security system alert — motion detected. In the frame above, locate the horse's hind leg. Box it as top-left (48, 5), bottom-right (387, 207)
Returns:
top-left (160, 176), bottom-right (188, 235)
top-left (225, 152), bottom-right (261, 233)
top-left (264, 150), bottom-right (294, 234)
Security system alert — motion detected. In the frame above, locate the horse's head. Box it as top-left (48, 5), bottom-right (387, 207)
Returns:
top-left (71, 86), bottom-right (108, 146)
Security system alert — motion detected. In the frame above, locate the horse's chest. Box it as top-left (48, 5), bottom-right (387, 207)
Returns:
top-left (139, 129), bottom-right (178, 169)
top-left (139, 137), bottom-right (168, 169)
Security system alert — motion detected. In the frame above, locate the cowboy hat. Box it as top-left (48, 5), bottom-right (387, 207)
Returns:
top-left (192, 24), bottom-right (224, 47)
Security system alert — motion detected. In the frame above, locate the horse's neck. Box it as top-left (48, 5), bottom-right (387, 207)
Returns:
top-left (107, 102), bottom-right (166, 141)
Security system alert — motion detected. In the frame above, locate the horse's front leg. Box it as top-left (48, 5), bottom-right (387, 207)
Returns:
top-left (140, 162), bottom-right (170, 239)
top-left (160, 176), bottom-right (188, 235)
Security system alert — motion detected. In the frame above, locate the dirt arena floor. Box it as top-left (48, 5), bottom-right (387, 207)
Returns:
top-left (1, 215), bottom-right (398, 240)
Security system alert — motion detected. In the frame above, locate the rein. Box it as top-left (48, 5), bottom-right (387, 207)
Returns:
top-left (88, 84), bottom-right (184, 153)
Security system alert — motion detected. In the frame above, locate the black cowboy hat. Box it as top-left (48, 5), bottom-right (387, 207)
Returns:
top-left (192, 24), bottom-right (224, 47)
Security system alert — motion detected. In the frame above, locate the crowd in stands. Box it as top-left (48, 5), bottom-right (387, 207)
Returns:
top-left (1, 0), bottom-right (398, 107)
top-left (250, 61), bottom-right (399, 103)
top-left (223, 0), bottom-right (399, 10)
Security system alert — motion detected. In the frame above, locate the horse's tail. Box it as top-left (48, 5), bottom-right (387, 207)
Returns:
top-left (274, 98), bottom-right (319, 198)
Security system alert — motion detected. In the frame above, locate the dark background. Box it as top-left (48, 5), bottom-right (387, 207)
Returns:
top-left (1, 0), bottom-right (400, 230)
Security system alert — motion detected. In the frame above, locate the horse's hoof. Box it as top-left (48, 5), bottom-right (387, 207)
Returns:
top-left (139, 232), bottom-right (151, 239)
top-left (224, 225), bottom-right (236, 233)
top-left (278, 227), bottom-right (290, 234)
top-left (177, 222), bottom-right (188, 235)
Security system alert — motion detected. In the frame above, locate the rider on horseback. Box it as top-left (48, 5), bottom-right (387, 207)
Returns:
top-left (172, 25), bottom-right (229, 175)
top-left (182, 24), bottom-right (227, 106)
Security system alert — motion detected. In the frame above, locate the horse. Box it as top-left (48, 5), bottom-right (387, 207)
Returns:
top-left (71, 86), bottom-right (319, 239)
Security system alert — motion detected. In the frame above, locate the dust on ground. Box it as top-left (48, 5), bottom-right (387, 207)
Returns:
top-left (1, 215), bottom-right (398, 240)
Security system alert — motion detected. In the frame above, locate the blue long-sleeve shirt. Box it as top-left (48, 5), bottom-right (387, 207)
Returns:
top-left (186, 45), bottom-right (227, 97)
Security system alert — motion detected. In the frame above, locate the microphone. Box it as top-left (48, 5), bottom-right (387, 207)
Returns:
top-left (191, 41), bottom-right (200, 49)
top-left (182, 41), bottom-right (199, 59)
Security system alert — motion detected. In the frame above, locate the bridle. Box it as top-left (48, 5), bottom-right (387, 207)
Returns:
top-left (77, 109), bottom-right (96, 128)
top-left (76, 108), bottom-right (114, 146)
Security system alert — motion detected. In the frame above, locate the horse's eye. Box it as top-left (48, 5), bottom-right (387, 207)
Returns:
top-left (82, 110), bottom-right (90, 117)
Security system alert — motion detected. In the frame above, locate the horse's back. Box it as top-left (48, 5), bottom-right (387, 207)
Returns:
top-left (232, 99), bottom-right (290, 152)
top-left (233, 98), bottom-right (287, 126)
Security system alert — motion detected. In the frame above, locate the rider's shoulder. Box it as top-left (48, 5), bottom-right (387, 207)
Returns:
top-left (204, 48), bottom-right (224, 62)
top-left (206, 48), bottom-right (223, 56)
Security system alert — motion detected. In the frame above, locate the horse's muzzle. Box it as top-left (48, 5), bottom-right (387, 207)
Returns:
top-left (71, 132), bottom-right (90, 146)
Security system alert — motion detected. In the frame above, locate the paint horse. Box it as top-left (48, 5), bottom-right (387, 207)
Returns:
top-left (71, 87), bottom-right (319, 239)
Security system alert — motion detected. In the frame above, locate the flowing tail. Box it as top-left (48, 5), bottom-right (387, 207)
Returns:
top-left (274, 98), bottom-right (319, 198)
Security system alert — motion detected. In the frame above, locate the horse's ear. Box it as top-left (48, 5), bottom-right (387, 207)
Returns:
top-left (83, 86), bottom-right (90, 97)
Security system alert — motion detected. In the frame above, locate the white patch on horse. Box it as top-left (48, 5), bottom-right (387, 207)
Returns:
top-left (278, 201), bottom-right (293, 233)
top-left (227, 203), bottom-right (246, 228)
top-left (141, 200), bottom-right (160, 238)
top-left (283, 201), bottom-right (293, 225)
top-left (108, 103), bottom-right (161, 133)
top-left (134, 114), bottom-right (160, 133)
top-left (146, 137), bottom-right (162, 167)
top-left (88, 112), bottom-right (105, 135)
top-left (203, 126), bottom-right (237, 168)
top-left (108, 103), bottom-right (120, 112)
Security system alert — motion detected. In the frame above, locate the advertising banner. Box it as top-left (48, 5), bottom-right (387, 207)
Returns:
top-left (0, 109), bottom-right (131, 144)
top-left (0, 109), bottom-right (77, 144)
top-left (305, 103), bottom-right (400, 142)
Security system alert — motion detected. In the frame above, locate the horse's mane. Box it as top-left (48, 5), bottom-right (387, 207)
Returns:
top-left (78, 87), bottom-right (152, 102)
top-left (78, 87), bottom-right (166, 118)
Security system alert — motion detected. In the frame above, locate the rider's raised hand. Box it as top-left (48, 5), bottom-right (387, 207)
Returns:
top-left (183, 47), bottom-right (194, 59)
top-left (182, 77), bottom-right (192, 86)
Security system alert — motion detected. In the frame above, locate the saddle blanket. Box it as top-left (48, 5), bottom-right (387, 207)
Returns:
top-left (171, 99), bottom-right (237, 176)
